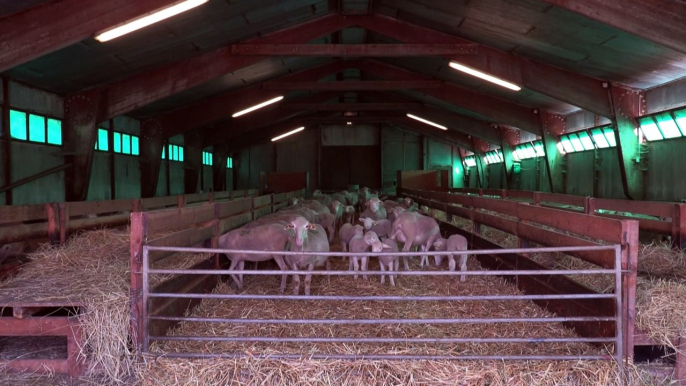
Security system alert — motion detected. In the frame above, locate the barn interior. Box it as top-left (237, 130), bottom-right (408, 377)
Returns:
top-left (0, 0), bottom-right (686, 385)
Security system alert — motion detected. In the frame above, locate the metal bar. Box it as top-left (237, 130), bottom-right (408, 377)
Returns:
top-left (144, 244), bottom-right (617, 255)
top-left (148, 293), bottom-right (615, 301)
top-left (148, 316), bottom-right (616, 324)
top-left (150, 352), bottom-right (613, 361)
top-left (263, 80), bottom-right (443, 91)
top-left (142, 242), bottom-right (150, 354)
top-left (147, 268), bottom-right (617, 276)
top-left (150, 336), bottom-right (617, 344)
top-left (0, 163), bottom-right (72, 194)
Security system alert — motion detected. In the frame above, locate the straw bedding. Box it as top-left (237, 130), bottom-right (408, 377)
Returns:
top-left (0, 228), bottom-right (212, 385)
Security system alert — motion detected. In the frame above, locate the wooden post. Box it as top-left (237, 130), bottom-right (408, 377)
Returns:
top-left (129, 212), bottom-right (149, 353)
top-left (270, 193), bottom-right (275, 214)
top-left (584, 197), bottom-right (596, 215)
top-left (672, 204), bottom-right (686, 251)
top-left (58, 202), bottom-right (69, 244)
top-left (229, 190), bottom-right (234, 201)
top-left (533, 192), bottom-right (541, 206)
top-left (208, 192), bottom-right (214, 203)
top-left (177, 195), bottom-right (186, 208)
top-left (620, 220), bottom-right (639, 362)
top-left (46, 203), bottom-right (59, 245)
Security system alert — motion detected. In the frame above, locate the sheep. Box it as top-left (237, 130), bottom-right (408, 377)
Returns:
top-left (359, 217), bottom-right (392, 239)
top-left (367, 235), bottom-right (400, 286)
top-left (432, 235), bottom-right (470, 282)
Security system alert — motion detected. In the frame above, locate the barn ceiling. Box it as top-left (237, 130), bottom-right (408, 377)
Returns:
top-left (2, 0), bottom-right (686, 149)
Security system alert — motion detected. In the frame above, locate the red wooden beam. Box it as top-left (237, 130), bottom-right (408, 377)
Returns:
top-left (358, 60), bottom-right (543, 134)
top-left (86, 13), bottom-right (356, 121)
top-left (0, 0), bottom-right (179, 72)
top-left (230, 43), bottom-right (478, 56)
top-left (280, 102), bottom-right (423, 111)
top-left (263, 80), bottom-right (443, 91)
top-left (542, 0), bottom-right (686, 55)
top-left (352, 14), bottom-right (613, 117)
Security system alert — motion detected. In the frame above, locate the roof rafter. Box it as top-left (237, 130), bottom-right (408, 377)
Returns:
top-left (0, 0), bottom-right (179, 72)
top-left (352, 13), bottom-right (614, 117)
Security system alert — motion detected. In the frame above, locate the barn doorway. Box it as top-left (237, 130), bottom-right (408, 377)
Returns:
top-left (320, 146), bottom-right (381, 191)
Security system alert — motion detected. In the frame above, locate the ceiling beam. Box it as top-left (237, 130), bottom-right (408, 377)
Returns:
top-left (263, 80), bottom-right (443, 91)
top-left (79, 13), bottom-right (356, 122)
top-left (542, 0), bottom-right (686, 55)
top-left (393, 117), bottom-right (474, 151)
top-left (352, 14), bottom-right (613, 117)
top-left (0, 0), bottom-right (179, 73)
top-left (146, 60), bottom-right (354, 138)
top-left (281, 102), bottom-right (423, 111)
top-left (358, 60), bottom-right (543, 134)
top-left (230, 43), bottom-right (478, 56)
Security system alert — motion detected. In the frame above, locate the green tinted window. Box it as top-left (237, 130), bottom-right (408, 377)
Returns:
top-left (114, 132), bottom-right (122, 153)
top-left (97, 129), bottom-right (109, 151)
top-left (47, 119), bottom-right (62, 145)
top-left (179, 147), bottom-right (184, 162)
top-left (603, 128), bottom-right (617, 147)
top-left (122, 134), bottom-right (131, 154)
top-left (9, 110), bottom-right (27, 140)
top-left (28, 114), bottom-right (45, 143)
top-left (131, 136), bottom-right (139, 155)
top-left (162, 147), bottom-right (166, 159)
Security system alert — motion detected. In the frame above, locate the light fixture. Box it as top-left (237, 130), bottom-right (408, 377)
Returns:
top-left (454, 167), bottom-right (460, 174)
top-left (271, 127), bottom-right (305, 142)
top-left (406, 114), bottom-right (448, 130)
top-left (95, 0), bottom-right (209, 42)
top-left (449, 62), bottom-right (521, 91)
top-left (346, 122), bottom-right (353, 126)
top-left (232, 96), bottom-right (284, 118)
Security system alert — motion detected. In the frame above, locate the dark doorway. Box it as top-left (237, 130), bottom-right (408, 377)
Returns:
top-left (320, 146), bottom-right (381, 191)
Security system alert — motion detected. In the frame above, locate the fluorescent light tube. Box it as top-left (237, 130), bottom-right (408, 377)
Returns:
top-left (232, 96), bottom-right (284, 118)
top-left (271, 127), bottom-right (305, 142)
top-left (449, 62), bottom-right (521, 91)
top-left (406, 114), bottom-right (448, 130)
top-left (95, 0), bottom-right (209, 42)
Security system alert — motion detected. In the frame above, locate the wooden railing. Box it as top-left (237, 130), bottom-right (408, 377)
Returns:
top-left (450, 188), bottom-right (686, 250)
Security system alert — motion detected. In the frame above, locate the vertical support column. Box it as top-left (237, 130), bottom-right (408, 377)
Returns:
top-left (63, 89), bottom-right (101, 201)
top-left (609, 86), bottom-right (645, 200)
top-left (183, 131), bottom-right (203, 194)
top-left (129, 212), bottom-right (149, 353)
top-left (176, 195), bottom-right (186, 208)
top-left (538, 111), bottom-right (566, 194)
top-left (620, 219), bottom-right (639, 362)
top-left (213, 145), bottom-right (229, 193)
top-left (472, 138), bottom-right (489, 189)
top-left (673, 204), bottom-right (686, 251)
top-left (2, 77), bottom-right (11, 205)
top-left (499, 126), bottom-right (518, 190)
top-left (139, 119), bottom-right (164, 198)
top-left (46, 202), bottom-right (59, 245)
top-left (58, 202), bottom-right (69, 244)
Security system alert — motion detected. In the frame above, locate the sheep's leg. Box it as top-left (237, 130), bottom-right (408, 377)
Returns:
top-left (459, 251), bottom-right (468, 283)
top-left (362, 256), bottom-right (369, 280)
top-left (238, 260), bottom-right (246, 288)
top-left (352, 257), bottom-right (360, 280)
top-left (379, 259), bottom-right (386, 284)
top-left (402, 240), bottom-right (413, 271)
top-left (419, 245), bottom-right (428, 269)
top-left (326, 259), bottom-right (331, 284)
top-left (288, 260), bottom-right (301, 295)
top-left (228, 259), bottom-right (242, 289)
top-left (388, 261), bottom-right (396, 287)
top-left (273, 256), bottom-right (288, 293)
top-left (434, 254), bottom-right (443, 267)
top-left (304, 262), bottom-right (315, 296)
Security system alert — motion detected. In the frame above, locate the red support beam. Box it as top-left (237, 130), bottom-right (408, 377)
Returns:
top-left (83, 13), bottom-right (356, 122)
top-left (263, 80), bottom-right (443, 91)
top-left (230, 43), bottom-right (478, 56)
top-left (0, 0), bottom-right (179, 72)
top-left (357, 60), bottom-right (542, 134)
top-left (281, 102), bottom-right (422, 111)
top-left (352, 14), bottom-right (613, 117)
top-left (542, 0), bottom-right (686, 55)
top-left (63, 89), bottom-right (101, 201)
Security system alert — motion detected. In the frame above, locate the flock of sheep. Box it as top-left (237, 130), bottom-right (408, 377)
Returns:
top-left (217, 187), bottom-right (469, 295)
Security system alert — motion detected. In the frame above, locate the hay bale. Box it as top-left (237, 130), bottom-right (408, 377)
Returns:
top-left (636, 277), bottom-right (686, 350)
top-left (0, 228), bottom-right (211, 384)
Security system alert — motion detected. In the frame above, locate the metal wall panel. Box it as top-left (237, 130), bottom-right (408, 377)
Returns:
top-left (321, 125), bottom-right (379, 146)
top-left (249, 143), bottom-right (274, 189)
top-left (276, 129), bottom-right (318, 189)
top-left (115, 155), bottom-right (141, 199)
top-left (156, 162), bottom-right (167, 197)
top-left (645, 78), bottom-right (686, 114)
top-left (202, 165), bottom-right (213, 192)
top-left (87, 152), bottom-right (111, 201)
top-left (596, 149), bottom-right (625, 199)
top-left (235, 148), bottom-right (250, 190)
top-left (169, 162), bottom-right (184, 195)
top-left (8, 81), bottom-right (63, 118)
top-left (487, 164), bottom-right (503, 189)
top-left (647, 139), bottom-right (686, 201)
top-left (565, 152), bottom-right (594, 197)
top-left (11, 142), bottom-right (65, 205)
top-left (381, 125), bottom-right (421, 194)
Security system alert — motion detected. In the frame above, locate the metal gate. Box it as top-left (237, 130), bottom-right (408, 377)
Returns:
top-left (140, 245), bottom-right (624, 366)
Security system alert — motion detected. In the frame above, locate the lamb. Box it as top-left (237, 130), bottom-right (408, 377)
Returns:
top-left (389, 211), bottom-right (441, 271)
top-left (344, 205), bottom-right (355, 224)
top-left (359, 217), bottom-right (392, 238)
top-left (367, 234), bottom-right (400, 286)
top-left (347, 231), bottom-right (380, 280)
top-left (285, 217), bottom-right (331, 295)
top-left (432, 235), bottom-right (470, 282)
top-left (339, 223), bottom-right (364, 252)
top-left (360, 197), bottom-right (387, 220)
top-left (328, 200), bottom-right (345, 228)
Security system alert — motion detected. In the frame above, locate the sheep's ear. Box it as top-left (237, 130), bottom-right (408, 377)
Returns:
top-left (382, 242), bottom-right (393, 249)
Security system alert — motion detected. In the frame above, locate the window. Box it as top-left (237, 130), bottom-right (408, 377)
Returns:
top-left (95, 128), bottom-right (109, 151)
top-left (165, 144), bottom-right (184, 162)
top-left (638, 109), bottom-right (686, 142)
top-left (226, 157), bottom-right (233, 168)
top-left (110, 131), bottom-right (140, 155)
top-left (202, 151), bottom-right (213, 166)
top-left (9, 109), bottom-right (62, 145)
top-left (484, 149), bottom-right (503, 165)
top-left (558, 127), bottom-right (616, 154)
top-left (513, 141), bottom-right (545, 161)
top-left (463, 155), bottom-right (476, 168)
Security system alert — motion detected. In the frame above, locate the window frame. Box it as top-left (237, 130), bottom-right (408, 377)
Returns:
top-left (8, 108), bottom-right (63, 147)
